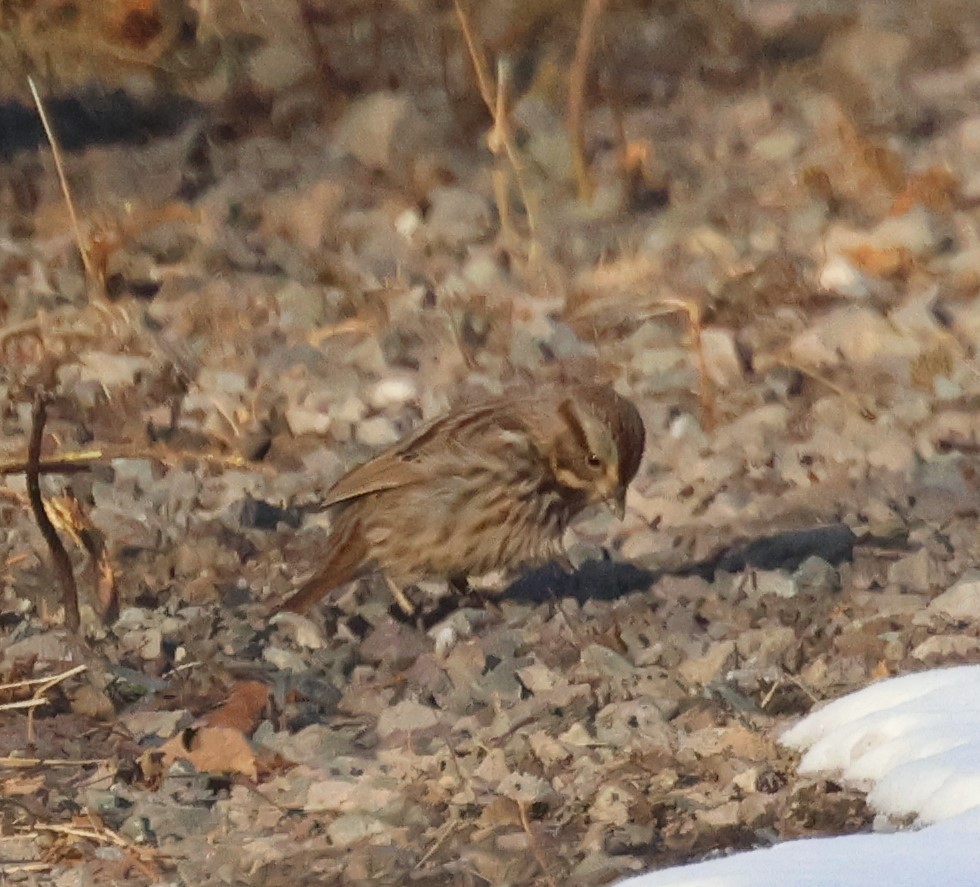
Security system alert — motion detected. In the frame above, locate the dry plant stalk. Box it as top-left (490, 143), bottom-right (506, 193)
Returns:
top-left (22, 664), bottom-right (88, 744)
top-left (0, 455), bottom-right (97, 477)
top-left (25, 395), bottom-right (81, 632)
top-left (642, 298), bottom-right (716, 428)
top-left (567, 0), bottom-right (606, 203)
top-left (0, 665), bottom-right (89, 699)
top-left (0, 862), bottom-right (52, 876)
top-left (46, 494), bottom-right (118, 622)
top-left (453, 0), bottom-right (540, 256)
top-left (27, 76), bottom-right (97, 287)
top-left (517, 799), bottom-right (559, 887)
top-left (1, 444), bottom-right (255, 479)
top-left (767, 352), bottom-right (877, 421)
top-left (35, 818), bottom-right (166, 881)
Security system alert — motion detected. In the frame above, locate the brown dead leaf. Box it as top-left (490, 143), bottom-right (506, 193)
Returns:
top-left (204, 680), bottom-right (270, 734)
top-left (155, 725), bottom-right (259, 779)
top-left (137, 681), bottom-right (276, 780)
top-left (477, 796), bottom-right (522, 830)
top-left (845, 244), bottom-right (915, 279)
top-left (2, 773), bottom-right (45, 796)
top-left (871, 660), bottom-right (893, 681)
top-left (839, 120), bottom-right (907, 194)
top-left (806, 113), bottom-right (910, 216)
top-left (891, 166), bottom-right (958, 216)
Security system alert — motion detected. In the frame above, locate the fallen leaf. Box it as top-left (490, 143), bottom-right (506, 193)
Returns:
top-left (204, 680), bottom-right (270, 734)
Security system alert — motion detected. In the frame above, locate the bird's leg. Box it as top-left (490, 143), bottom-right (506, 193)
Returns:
top-left (448, 574), bottom-right (471, 596)
top-left (384, 575), bottom-right (417, 616)
top-left (553, 551), bottom-right (575, 574)
top-left (453, 572), bottom-right (506, 616)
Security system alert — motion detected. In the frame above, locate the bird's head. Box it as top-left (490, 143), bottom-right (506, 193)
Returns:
top-left (546, 386), bottom-right (645, 519)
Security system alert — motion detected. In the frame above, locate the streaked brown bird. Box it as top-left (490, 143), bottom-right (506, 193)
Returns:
top-left (278, 383), bottom-right (645, 615)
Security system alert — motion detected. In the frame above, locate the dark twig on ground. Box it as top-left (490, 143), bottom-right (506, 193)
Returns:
top-left (25, 394), bottom-right (81, 631)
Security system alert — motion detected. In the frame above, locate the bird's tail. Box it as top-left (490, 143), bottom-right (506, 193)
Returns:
top-left (277, 514), bottom-right (368, 614)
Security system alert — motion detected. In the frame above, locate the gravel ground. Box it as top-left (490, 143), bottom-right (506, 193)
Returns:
top-left (3, 1), bottom-right (980, 884)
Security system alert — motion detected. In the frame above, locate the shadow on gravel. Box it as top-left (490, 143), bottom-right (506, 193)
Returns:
top-left (504, 558), bottom-right (657, 605)
top-left (0, 90), bottom-right (201, 158)
top-left (505, 523), bottom-right (859, 605)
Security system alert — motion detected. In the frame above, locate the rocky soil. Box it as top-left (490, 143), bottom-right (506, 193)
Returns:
top-left (3, 0), bottom-right (980, 884)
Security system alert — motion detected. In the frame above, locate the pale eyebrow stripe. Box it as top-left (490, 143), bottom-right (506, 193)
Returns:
top-left (557, 399), bottom-right (590, 453)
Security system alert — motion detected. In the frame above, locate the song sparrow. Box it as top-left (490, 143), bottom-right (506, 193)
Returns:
top-left (278, 383), bottom-right (645, 615)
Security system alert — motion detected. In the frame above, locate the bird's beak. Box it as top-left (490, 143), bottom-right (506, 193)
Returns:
top-left (606, 488), bottom-right (627, 520)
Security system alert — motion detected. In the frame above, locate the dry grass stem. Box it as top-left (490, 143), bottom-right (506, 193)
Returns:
top-left (28, 664), bottom-right (88, 704)
top-left (0, 664), bottom-right (88, 695)
top-left (27, 76), bottom-right (97, 287)
top-left (760, 670), bottom-right (821, 710)
top-left (0, 698), bottom-right (48, 712)
top-left (642, 297), bottom-right (715, 428)
top-left (1, 445), bottom-right (260, 480)
top-left (0, 755), bottom-right (107, 768)
top-left (415, 817), bottom-right (462, 869)
top-left (3, 664), bottom-right (89, 742)
top-left (0, 862), bottom-right (53, 875)
top-left (771, 353), bottom-right (878, 421)
top-left (309, 317), bottom-right (373, 345)
top-left (517, 800), bottom-right (559, 887)
top-left (452, 0), bottom-right (494, 112)
top-left (568, 0), bottom-right (606, 202)
top-left (453, 0), bottom-right (539, 256)
top-left (0, 457), bottom-right (97, 477)
top-left (34, 819), bottom-right (166, 880)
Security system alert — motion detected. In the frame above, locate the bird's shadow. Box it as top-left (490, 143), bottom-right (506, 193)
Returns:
top-left (502, 557), bottom-right (657, 605)
top-left (502, 523), bottom-right (858, 606)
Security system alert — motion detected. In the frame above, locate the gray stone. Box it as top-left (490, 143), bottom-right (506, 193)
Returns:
top-left (376, 700), bottom-right (441, 737)
top-left (926, 571), bottom-right (980, 621)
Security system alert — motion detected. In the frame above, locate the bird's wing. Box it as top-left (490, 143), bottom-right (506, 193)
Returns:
top-left (320, 447), bottom-right (425, 506)
top-left (321, 399), bottom-right (517, 507)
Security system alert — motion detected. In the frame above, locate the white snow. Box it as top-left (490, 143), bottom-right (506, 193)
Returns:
top-left (617, 665), bottom-right (980, 886)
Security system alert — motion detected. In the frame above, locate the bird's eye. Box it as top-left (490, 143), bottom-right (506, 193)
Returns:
top-left (586, 453), bottom-right (602, 469)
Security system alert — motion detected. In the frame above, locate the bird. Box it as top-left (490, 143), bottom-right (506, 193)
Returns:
top-left (277, 382), bottom-right (645, 616)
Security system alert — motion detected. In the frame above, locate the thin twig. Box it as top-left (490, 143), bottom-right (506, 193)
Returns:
top-left (34, 820), bottom-right (166, 880)
top-left (309, 318), bottom-right (372, 345)
top-left (0, 699), bottom-right (48, 712)
top-left (637, 297), bottom-right (715, 428)
top-left (0, 444), bottom-right (259, 480)
top-left (415, 817), bottom-right (462, 869)
top-left (0, 669), bottom-right (88, 693)
top-left (0, 863), bottom-right (53, 875)
top-left (769, 352), bottom-right (878, 421)
top-left (36, 823), bottom-right (127, 846)
top-left (0, 457), bottom-right (97, 477)
top-left (27, 76), bottom-right (96, 285)
top-left (27, 664), bottom-right (88, 741)
top-left (26, 395), bottom-right (80, 632)
top-left (452, 0), bottom-right (494, 109)
top-left (760, 669), bottom-right (821, 710)
top-left (491, 59), bottom-right (516, 245)
top-left (453, 0), bottom-right (539, 255)
top-left (30, 664), bottom-right (88, 697)
top-left (517, 800), bottom-right (559, 887)
top-left (0, 755), bottom-right (106, 768)
top-left (160, 660), bottom-right (203, 679)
